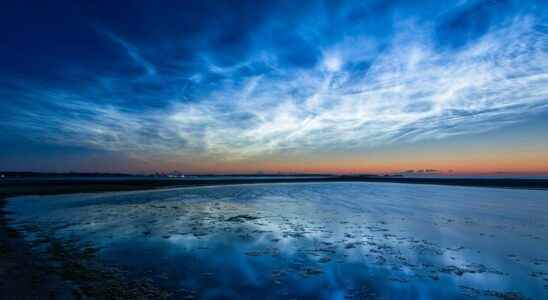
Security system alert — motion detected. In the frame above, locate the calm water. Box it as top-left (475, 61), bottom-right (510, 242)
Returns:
top-left (7, 182), bottom-right (548, 299)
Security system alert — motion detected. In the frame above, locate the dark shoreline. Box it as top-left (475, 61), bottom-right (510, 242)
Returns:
top-left (1, 177), bottom-right (548, 299)
top-left (3, 176), bottom-right (548, 192)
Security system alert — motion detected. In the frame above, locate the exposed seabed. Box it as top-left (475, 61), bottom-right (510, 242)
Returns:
top-left (6, 182), bottom-right (548, 299)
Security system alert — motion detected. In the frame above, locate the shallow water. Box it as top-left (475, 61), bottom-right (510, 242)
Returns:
top-left (7, 182), bottom-right (548, 299)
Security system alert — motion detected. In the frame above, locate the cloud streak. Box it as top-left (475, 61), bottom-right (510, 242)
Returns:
top-left (96, 26), bottom-right (157, 77)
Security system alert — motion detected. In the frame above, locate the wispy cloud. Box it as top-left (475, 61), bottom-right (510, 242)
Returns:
top-left (2, 15), bottom-right (548, 164)
top-left (96, 26), bottom-right (157, 77)
top-left (168, 17), bottom-right (548, 159)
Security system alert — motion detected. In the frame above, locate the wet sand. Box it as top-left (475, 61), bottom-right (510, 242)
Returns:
top-left (1, 178), bottom-right (548, 299)
top-left (0, 182), bottom-right (183, 299)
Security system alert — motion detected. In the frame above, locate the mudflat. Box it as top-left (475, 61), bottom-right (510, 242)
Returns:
top-left (2, 178), bottom-right (548, 299)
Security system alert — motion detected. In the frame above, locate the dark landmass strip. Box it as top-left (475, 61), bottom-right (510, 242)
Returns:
top-left (0, 171), bottom-right (332, 178)
top-left (1, 176), bottom-right (548, 299)
top-left (0, 171), bottom-right (139, 179)
top-left (2, 175), bottom-right (548, 190)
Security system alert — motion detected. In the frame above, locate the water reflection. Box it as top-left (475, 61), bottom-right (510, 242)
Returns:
top-left (8, 182), bottom-right (548, 299)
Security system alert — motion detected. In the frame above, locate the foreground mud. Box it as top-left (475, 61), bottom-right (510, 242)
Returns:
top-left (6, 182), bottom-right (548, 299)
top-left (0, 183), bottom-right (183, 300)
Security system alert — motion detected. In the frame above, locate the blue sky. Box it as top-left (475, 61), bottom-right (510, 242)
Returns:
top-left (1, 1), bottom-right (548, 174)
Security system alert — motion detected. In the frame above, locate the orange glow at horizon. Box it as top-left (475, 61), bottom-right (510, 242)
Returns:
top-left (145, 150), bottom-right (548, 175)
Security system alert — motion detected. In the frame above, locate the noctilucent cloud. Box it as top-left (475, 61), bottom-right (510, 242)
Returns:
top-left (1, 1), bottom-right (548, 174)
